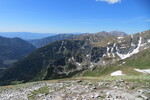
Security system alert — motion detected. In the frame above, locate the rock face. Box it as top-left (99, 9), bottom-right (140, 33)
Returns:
top-left (0, 30), bottom-right (150, 84)
top-left (28, 34), bottom-right (80, 48)
top-left (0, 36), bottom-right (36, 69)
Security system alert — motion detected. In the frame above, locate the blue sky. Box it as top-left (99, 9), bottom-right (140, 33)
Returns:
top-left (0, 0), bottom-right (149, 34)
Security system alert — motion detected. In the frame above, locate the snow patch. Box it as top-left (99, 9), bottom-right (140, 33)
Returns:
top-left (122, 62), bottom-right (125, 64)
top-left (134, 69), bottom-right (150, 74)
top-left (111, 70), bottom-right (126, 76)
top-left (107, 53), bottom-right (110, 57)
top-left (131, 35), bottom-right (133, 39)
top-left (131, 43), bottom-right (135, 46)
top-left (107, 47), bottom-right (111, 57)
top-left (118, 40), bottom-right (121, 43)
top-left (103, 61), bottom-right (105, 64)
top-left (86, 54), bottom-right (90, 57)
top-left (107, 42), bottom-right (111, 44)
top-left (111, 44), bottom-right (116, 57)
top-left (117, 37), bottom-right (124, 39)
top-left (68, 58), bottom-right (71, 61)
top-left (148, 39), bottom-right (150, 43)
top-left (82, 47), bottom-right (85, 49)
top-left (112, 53), bottom-right (115, 57)
top-left (116, 37), bottom-right (142, 59)
top-left (141, 43), bottom-right (147, 47)
top-left (76, 62), bottom-right (81, 66)
top-left (103, 54), bottom-right (106, 57)
top-left (120, 46), bottom-right (126, 49)
top-left (72, 57), bottom-right (75, 61)
top-left (89, 63), bottom-right (94, 68)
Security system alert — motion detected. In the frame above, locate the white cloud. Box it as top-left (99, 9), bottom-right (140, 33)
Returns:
top-left (145, 19), bottom-right (150, 21)
top-left (96, 0), bottom-right (121, 4)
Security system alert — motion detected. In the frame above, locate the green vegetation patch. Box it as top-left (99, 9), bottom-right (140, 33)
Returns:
top-left (125, 48), bottom-right (150, 69)
top-left (81, 65), bottom-right (143, 77)
top-left (28, 86), bottom-right (49, 100)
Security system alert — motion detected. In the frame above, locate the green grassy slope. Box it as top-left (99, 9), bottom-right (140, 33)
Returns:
top-left (124, 48), bottom-right (150, 69)
top-left (81, 48), bottom-right (150, 77)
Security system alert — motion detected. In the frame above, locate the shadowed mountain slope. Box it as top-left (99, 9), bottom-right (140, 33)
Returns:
top-left (0, 36), bottom-right (36, 69)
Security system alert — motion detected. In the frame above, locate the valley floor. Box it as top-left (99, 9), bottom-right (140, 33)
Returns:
top-left (0, 76), bottom-right (150, 100)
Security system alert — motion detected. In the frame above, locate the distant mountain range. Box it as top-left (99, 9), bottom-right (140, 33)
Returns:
top-left (1, 30), bottom-right (149, 85)
top-left (28, 31), bottom-right (127, 48)
top-left (0, 32), bottom-right (58, 40)
top-left (28, 34), bottom-right (81, 48)
top-left (0, 36), bottom-right (36, 69)
top-left (0, 31), bottom-right (127, 40)
top-left (0, 32), bottom-right (82, 40)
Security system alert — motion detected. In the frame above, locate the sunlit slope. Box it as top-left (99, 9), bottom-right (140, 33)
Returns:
top-left (81, 47), bottom-right (150, 77)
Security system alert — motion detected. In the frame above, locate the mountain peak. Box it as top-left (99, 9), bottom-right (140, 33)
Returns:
top-left (109, 31), bottom-right (128, 36)
top-left (96, 31), bottom-right (111, 37)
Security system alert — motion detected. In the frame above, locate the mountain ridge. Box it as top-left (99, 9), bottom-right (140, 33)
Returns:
top-left (28, 34), bottom-right (81, 48)
top-left (0, 30), bottom-right (149, 85)
top-left (28, 31), bottom-right (127, 48)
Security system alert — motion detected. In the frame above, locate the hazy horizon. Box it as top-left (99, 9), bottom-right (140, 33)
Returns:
top-left (0, 0), bottom-right (149, 34)
top-left (0, 29), bottom-right (149, 35)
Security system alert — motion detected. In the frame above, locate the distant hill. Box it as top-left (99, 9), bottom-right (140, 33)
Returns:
top-left (0, 32), bottom-right (58, 40)
top-left (28, 34), bottom-right (80, 48)
top-left (0, 36), bottom-right (36, 69)
top-left (0, 32), bottom-right (82, 40)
